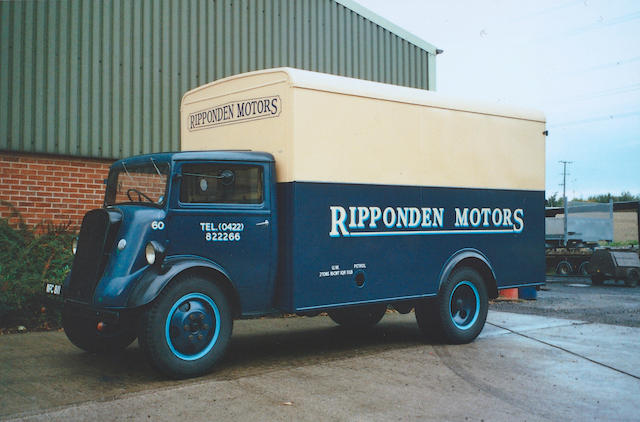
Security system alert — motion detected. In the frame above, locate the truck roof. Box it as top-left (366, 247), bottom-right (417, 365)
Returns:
top-left (111, 151), bottom-right (274, 168)
top-left (171, 150), bottom-right (274, 163)
top-left (183, 67), bottom-right (545, 123)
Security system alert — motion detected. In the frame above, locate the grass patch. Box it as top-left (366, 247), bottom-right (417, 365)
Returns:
top-left (607, 240), bottom-right (639, 247)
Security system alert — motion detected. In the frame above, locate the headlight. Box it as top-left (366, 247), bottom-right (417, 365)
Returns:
top-left (145, 242), bottom-right (156, 265)
top-left (117, 238), bottom-right (127, 251)
top-left (72, 238), bottom-right (78, 255)
top-left (145, 241), bottom-right (165, 265)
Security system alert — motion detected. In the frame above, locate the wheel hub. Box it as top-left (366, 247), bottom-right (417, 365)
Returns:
top-left (449, 281), bottom-right (480, 330)
top-left (166, 294), bottom-right (219, 359)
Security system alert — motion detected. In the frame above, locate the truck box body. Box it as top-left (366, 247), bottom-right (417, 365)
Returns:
top-left (181, 68), bottom-right (546, 313)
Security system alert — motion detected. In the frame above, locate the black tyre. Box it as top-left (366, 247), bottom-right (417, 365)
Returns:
top-left (62, 308), bottom-right (137, 353)
top-left (416, 267), bottom-right (488, 344)
top-left (579, 261), bottom-right (590, 276)
top-left (591, 274), bottom-right (605, 286)
top-left (327, 304), bottom-right (387, 328)
top-left (414, 298), bottom-right (442, 340)
top-left (555, 261), bottom-right (572, 275)
top-left (625, 269), bottom-right (639, 288)
top-left (138, 275), bottom-right (233, 379)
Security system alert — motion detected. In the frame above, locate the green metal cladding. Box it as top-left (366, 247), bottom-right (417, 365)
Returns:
top-left (0, 0), bottom-right (437, 159)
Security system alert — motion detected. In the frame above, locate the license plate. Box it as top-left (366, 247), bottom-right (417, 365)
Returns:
top-left (45, 283), bottom-right (62, 295)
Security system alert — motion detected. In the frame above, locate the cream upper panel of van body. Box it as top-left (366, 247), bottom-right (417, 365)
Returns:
top-left (181, 70), bottom-right (295, 181)
top-left (181, 68), bottom-right (546, 191)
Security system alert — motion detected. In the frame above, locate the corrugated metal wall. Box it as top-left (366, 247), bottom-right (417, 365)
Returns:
top-left (0, 0), bottom-right (436, 160)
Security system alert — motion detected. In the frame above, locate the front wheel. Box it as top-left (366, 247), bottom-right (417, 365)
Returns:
top-left (138, 275), bottom-right (233, 379)
top-left (62, 308), bottom-right (137, 353)
top-left (416, 267), bottom-right (488, 344)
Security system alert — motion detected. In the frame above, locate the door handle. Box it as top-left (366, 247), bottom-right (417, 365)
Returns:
top-left (256, 220), bottom-right (269, 227)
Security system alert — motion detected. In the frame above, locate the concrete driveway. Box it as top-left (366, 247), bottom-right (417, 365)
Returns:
top-left (1, 311), bottom-right (639, 421)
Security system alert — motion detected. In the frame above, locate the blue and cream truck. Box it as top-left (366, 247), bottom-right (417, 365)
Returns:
top-left (59, 68), bottom-right (546, 378)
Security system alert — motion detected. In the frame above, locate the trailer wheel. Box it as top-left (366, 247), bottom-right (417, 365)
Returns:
top-left (591, 274), bottom-right (605, 286)
top-left (62, 308), bottom-right (137, 353)
top-left (327, 304), bottom-right (387, 328)
top-left (139, 275), bottom-right (232, 379)
top-left (555, 261), bottom-right (572, 275)
top-left (625, 269), bottom-right (639, 288)
top-left (416, 267), bottom-right (488, 344)
top-left (579, 262), bottom-right (590, 276)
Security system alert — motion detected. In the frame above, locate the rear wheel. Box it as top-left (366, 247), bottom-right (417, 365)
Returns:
top-left (416, 267), bottom-right (488, 344)
top-left (138, 275), bottom-right (232, 379)
top-left (62, 308), bottom-right (137, 353)
top-left (625, 269), bottom-right (639, 288)
top-left (414, 298), bottom-right (442, 340)
top-left (327, 304), bottom-right (387, 328)
top-left (579, 261), bottom-right (590, 276)
top-left (555, 261), bottom-right (572, 275)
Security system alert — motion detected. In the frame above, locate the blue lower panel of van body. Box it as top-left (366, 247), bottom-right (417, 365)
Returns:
top-left (276, 182), bottom-right (544, 313)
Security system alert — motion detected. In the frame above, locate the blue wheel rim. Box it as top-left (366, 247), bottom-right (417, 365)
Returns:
top-left (165, 293), bottom-right (221, 361)
top-left (449, 281), bottom-right (480, 330)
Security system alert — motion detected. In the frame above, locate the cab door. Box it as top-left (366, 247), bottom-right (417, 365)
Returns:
top-left (166, 161), bottom-right (273, 314)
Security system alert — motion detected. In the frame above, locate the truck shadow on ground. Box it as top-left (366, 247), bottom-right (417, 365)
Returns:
top-left (219, 319), bottom-right (429, 380)
top-left (67, 317), bottom-right (427, 383)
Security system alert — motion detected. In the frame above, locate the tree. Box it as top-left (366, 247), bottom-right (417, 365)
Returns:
top-left (546, 192), bottom-right (639, 206)
top-left (545, 192), bottom-right (564, 207)
top-left (586, 192), bottom-right (640, 203)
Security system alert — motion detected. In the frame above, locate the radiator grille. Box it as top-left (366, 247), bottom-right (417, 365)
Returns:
top-left (67, 209), bottom-right (121, 302)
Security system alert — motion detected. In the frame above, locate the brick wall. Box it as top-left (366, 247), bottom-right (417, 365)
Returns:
top-left (0, 152), bottom-right (114, 230)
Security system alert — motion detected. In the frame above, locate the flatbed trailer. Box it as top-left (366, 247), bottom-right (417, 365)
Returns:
top-left (545, 201), bottom-right (614, 275)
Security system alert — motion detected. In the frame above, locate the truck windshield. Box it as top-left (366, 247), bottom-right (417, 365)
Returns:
top-left (105, 159), bottom-right (170, 207)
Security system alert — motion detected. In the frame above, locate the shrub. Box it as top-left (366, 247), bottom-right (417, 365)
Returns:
top-left (0, 206), bottom-right (75, 331)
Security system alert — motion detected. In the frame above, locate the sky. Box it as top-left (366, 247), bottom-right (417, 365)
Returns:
top-left (356, 0), bottom-right (640, 200)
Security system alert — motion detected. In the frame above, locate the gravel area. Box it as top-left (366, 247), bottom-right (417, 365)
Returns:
top-left (489, 276), bottom-right (640, 327)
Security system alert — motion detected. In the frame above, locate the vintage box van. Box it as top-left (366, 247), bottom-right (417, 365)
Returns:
top-left (59, 68), bottom-right (546, 378)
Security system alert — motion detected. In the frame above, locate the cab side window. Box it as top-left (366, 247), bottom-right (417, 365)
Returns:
top-left (180, 163), bottom-right (264, 204)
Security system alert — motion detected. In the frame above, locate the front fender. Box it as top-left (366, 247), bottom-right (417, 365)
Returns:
top-left (127, 256), bottom-right (233, 308)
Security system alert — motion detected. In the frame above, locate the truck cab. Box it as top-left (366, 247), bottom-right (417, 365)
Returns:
top-left (64, 151), bottom-right (279, 377)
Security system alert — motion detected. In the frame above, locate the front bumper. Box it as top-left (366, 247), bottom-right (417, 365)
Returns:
top-left (64, 299), bottom-right (122, 325)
